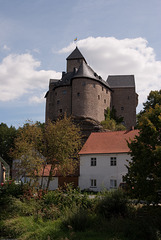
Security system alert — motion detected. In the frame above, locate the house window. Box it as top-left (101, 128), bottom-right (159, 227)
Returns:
top-left (91, 157), bottom-right (96, 166)
top-left (98, 95), bottom-right (100, 100)
top-left (110, 179), bottom-right (117, 189)
top-left (110, 157), bottom-right (117, 166)
top-left (90, 179), bottom-right (97, 188)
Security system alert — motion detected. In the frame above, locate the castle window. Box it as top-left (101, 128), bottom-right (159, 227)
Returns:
top-left (55, 92), bottom-right (57, 96)
top-left (93, 84), bottom-right (95, 88)
top-left (77, 92), bottom-right (80, 97)
top-left (121, 107), bottom-right (124, 111)
top-left (104, 99), bottom-right (106, 104)
top-left (128, 96), bottom-right (130, 100)
top-left (106, 89), bottom-right (108, 94)
top-left (102, 87), bottom-right (104, 91)
top-left (57, 100), bottom-right (60, 105)
top-left (82, 82), bottom-right (86, 86)
top-left (59, 109), bottom-right (62, 113)
top-left (98, 95), bottom-right (100, 100)
top-left (62, 90), bottom-right (67, 95)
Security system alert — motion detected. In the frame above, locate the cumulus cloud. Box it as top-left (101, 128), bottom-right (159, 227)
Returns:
top-left (0, 53), bottom-right (61, 102)
top-left (60, 37), bottom-right (161, 111)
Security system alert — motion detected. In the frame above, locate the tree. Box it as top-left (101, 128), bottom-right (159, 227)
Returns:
top-left (137, 90), bottom-right (161, 123)
top-left (124, 104), bottom-right (161, 202)
top-left (0, 123), bottom-right (17, 167)
top-left (12, 116), bottom-right (82, 188)
top-left (12, 121), bottom-right (45, 186)
top-left (43, 116), bottom-right (82, 188)
top-left (101, 107), bottom-right (126, 131)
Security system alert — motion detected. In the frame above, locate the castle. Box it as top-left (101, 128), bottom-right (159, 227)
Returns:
top-left (45, 47), bottom-right (138, 130)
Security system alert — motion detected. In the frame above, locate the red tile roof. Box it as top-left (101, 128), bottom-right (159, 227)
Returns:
top-left (79, 130), bottom-right (139, 155)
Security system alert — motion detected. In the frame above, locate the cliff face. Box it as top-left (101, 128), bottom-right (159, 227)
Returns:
top-left (72, 116), bottom-right (104, 143)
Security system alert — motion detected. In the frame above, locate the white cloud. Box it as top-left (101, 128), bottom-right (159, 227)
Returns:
top-left (60, 37), bottom-right (161, 111)
top-left (0, 53), bottom-right (61, 102)
top-left (1, 37), bottom-right (161, 112)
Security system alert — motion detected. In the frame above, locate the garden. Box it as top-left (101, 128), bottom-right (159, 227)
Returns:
top-left (1, 181), bottom-right (161, 240)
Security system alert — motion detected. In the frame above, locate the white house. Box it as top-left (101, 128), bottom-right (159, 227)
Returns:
top-left (79, 130), bottom-right (139, 192)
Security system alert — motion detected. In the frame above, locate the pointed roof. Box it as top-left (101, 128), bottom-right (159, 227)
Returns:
top-left (79, 130), bottom-right (139, 155)
top-left (66, 47), bottom-right (87, 63)
top-left (73, 61), bottom-right (111, 88)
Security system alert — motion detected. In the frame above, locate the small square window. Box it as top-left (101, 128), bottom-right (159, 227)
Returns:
top-left (110, 179), bottom-right (117, 189)
top-left (110, 157), bottom-right (117, 166)
top-left (57, 100), bottom-right (60, 105)
top-left (91, 179), bottom-right (97, 188)
top-left (62, 90), bottom-right (67, 95)
top-left (82, 82), bottom-right (86, 86)
top-left (121, 107), bottom-right (124, 111)
top-left (59, 109), bottom-right (62, 113)
top-left (91, 158), bottom-right (96, 166)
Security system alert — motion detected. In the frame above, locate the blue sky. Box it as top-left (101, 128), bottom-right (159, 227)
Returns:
top-left (0, 0), bottom-right (161, 127)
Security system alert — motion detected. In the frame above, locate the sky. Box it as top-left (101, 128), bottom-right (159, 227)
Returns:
top-left (0, 0), bottom-right (161, 128)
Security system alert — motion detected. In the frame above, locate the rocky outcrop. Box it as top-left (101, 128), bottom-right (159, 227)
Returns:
top-left (72, 116), bottom-right (104, 143)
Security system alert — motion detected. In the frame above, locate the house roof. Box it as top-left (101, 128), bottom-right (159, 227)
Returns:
top-left (79, 130), bottom-right (139, 155)
top-left (107, 75), bottom-right (135, 88)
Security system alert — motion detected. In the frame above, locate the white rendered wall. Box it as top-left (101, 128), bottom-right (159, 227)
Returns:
top-left (79, 153), bottom-right (131, 192)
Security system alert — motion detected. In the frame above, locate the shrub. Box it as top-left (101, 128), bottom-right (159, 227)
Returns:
top-left (62, 206), bottom-right (92, 232)
top-left (96, 190), bottom-right (129, 219)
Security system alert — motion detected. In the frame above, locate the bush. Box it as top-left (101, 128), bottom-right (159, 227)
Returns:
top-left (62, 206), bottom-right (92, 232)
top-left (97, 190), bottom-right (129, 219)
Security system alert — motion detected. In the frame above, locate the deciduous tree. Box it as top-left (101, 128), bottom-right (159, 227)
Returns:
top-left (124, 104), bottom-right (161, 202)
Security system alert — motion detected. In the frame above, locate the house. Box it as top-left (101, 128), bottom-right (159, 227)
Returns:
top-left (0, 156), bottom-right (10, 183)
top-left (45, 47), bottom-right (138, 132)
top-left (12, 162), bottom-right (79, 190)
top-left (79, 129), bottom-right (139, 192)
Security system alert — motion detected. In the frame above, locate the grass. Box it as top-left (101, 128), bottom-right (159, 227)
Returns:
top-left (1, 187), bottom-right (161, 240)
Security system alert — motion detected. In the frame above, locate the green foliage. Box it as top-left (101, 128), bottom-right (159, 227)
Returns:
top-left (0, 122), bottom-right (17, 166)
top-left (124, 104), bottom-right (161, 201)
top-left (62, 206), bottom-right (92, 232)
top-left (102, 107), bottom-right (126, 131)
top-left (96, 190), bottom-right (129, 219)
top-left (12, 117), bottom-right (82, 189)
top-left (44, 185), bottom-right (93, 211)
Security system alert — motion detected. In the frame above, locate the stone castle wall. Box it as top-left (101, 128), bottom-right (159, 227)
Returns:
top-left (72, 78), bottom-right (111, 122)
top-left (111, 87), bottom-right (137, 128)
